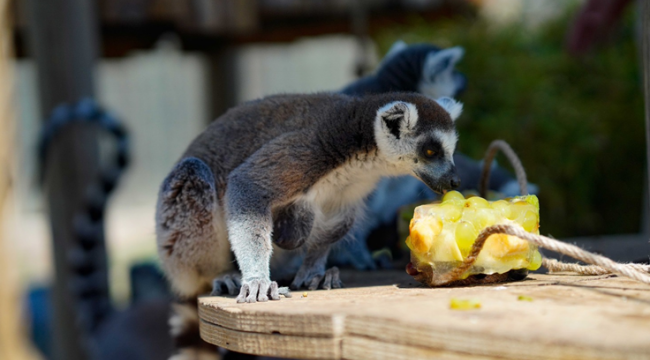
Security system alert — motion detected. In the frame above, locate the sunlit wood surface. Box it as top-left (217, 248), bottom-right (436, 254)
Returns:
top-left (200, 270), bottom-right (650, 360)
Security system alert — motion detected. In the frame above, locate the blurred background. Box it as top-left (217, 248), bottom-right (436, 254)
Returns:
top-left (1, 0), bottom-right (648, 359)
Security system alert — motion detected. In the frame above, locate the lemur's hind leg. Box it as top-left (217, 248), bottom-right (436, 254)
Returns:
top-left (290, 244), bottom-right (342, 290)
top-left (290, 206), bottom-right (358, 290)
top-left (156, 157), bottom-right (228, 360)
top-left (210, 273), bottom-right (241, 296)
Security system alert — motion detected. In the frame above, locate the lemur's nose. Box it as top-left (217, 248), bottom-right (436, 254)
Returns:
top-left (450, 174), bottom-right (461, 189)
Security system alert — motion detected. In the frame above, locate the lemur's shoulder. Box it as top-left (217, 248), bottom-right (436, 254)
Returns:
top-left (181, 93), bottom-right (357, 178)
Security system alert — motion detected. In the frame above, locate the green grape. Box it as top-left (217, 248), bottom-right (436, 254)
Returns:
top-left (465, 196), bottom-right (489, 209)
top-left (461, 209), bottom-right (481, 228)
top-left (524, 195), bottom-right (539, 208)
top-left (528, 249), bottom-right (542, 270)
top-left (435, 203), bottom-right (462, 222)
top-left (490, 200), bottom-right (511, 219)
top-left (443, 198), bottom-right (466, 207)
top-left (520, 210), bottom-right (539, 232)
top-left (455, 220), bottom-right (478, 255)
top-left (507, 201), bottom-right (535, 221)
top-left (442, 190), bottom-right (465, 202)
top-left (462, 208), bottom-right (494, 229)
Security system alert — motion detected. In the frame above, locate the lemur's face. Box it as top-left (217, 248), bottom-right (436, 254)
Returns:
top-left (374, 97), bottom-right (462, 194)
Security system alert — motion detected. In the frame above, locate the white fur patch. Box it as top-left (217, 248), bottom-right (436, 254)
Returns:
top-left (435, 97), bottom-right (463, 122)
top-left (374, 101), bottom-right (421, 165)
top-left (423, 46), bottom-right (465, 79)
top-left (434, 130), bottom-right (458, 163)
top-left (303, 155), bottom-right (402, 215)
top-left (227, 216), bottom-right (272, 281)
top-left (376, 101), bottom-right (419, 132)
top-left (299, 156), bottom-right (405, 247)
top-left (418, 46), bottom-right (465, 99)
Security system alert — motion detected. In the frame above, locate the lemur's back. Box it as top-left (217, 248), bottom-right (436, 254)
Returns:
top-left (183, 93), bottom-right (351, 192)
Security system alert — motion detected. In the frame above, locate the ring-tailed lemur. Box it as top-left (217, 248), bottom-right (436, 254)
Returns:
top-left (329, 42), bottom-right (533, 270)
top-left (156, 92), bottom-right (462, 359)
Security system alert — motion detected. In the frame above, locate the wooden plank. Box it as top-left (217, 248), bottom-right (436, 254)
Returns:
top-left (199, 271), bottom-right (650, 360)
top-left (199, 319), bottom-right (340, 360)
top-left (199, 296), bottom-right (341, 337)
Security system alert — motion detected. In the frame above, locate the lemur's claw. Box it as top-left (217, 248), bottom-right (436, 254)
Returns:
top-left (308, 274), bottom-right (323, 290)
top-left (236, 279), bottom-right (286, 303)
top-left (278, 286), bottom-right (292, 298)
top-left (291, 266), bottom-right (343, 290)
top-left (211, 273), bottom-right (242, 296)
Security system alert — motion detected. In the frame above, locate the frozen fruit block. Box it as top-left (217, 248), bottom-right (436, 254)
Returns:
top-left (406, 191), bottom-right (542, 282)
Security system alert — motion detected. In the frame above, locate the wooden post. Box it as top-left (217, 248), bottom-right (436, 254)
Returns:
top-left (0, 1), bottom-right (37, 359)
top-left (25, 0), bottom-right (106, 359)
top-left (643, 0), bottom-right (650, 227)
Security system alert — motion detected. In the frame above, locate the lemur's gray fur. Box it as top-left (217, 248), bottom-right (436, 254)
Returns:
top-left (156, 92), bottom-right (461, 358)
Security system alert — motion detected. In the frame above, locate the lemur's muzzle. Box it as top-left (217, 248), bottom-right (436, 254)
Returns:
top-left (417, 165), bottom-right (461, 194)
top-left (439, 166), bottom-right (461, 192)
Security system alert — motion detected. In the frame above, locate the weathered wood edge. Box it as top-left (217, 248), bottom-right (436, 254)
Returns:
top-left (199, 296), bottom-right (342, 337)
top-left (199, 319), bottom-right (341, 359)
top-left (199, 315), bottom-right (650, 360)
top-left (199, 274), bottom-right (650, 360)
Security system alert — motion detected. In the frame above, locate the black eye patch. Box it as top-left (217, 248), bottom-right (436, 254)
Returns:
top-left (418, 138), bottom-right (444, 161)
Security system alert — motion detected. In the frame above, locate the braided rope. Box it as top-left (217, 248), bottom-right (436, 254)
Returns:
top-left (429, 224), bottom-right (650, 286)
top-left (479, 140), bottom-right (528, 198)
top-left (542, 258), bottom-right (650, 275)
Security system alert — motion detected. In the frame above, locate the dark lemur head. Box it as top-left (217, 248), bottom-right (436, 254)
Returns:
top-left (375, 41), bottom-right (467, 98)
top-left (372, 94), bottom-right (462, 193)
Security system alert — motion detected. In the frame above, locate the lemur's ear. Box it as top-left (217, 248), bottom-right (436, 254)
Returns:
top-left (377, 101), bottom-right (418, 139)
top-left (423, 46), bottom-right (465, 81)
top-left (384, 40), bottom-right (408, 60)
top-left (435, 97), bottom-right (463, 122)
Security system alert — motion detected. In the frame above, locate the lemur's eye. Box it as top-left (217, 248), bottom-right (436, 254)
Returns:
top-left (420, 139), bottom-right (442, 161)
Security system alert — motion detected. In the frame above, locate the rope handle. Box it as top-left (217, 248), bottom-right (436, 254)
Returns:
top-left (479, 140), bottom-right (528, 198)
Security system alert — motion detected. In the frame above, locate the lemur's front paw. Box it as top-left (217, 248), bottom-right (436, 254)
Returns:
top-left (236, 278), bottom-right (291, 303)
top-left (211, 273), bottom-right (241, 296)
top-left (290, 266), bottom-right (343, 291)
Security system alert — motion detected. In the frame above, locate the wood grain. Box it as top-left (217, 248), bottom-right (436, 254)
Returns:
top-left (200, 271), bottom-right (650, 360)
top-left (199, 319), bottom-right (341, 359)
